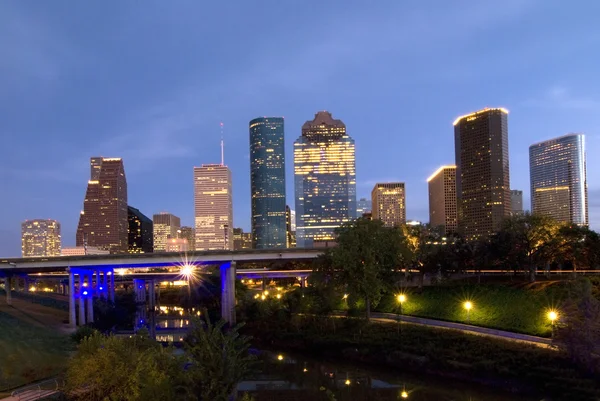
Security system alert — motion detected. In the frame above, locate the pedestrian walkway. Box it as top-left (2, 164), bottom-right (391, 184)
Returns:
top-left (1, 389), bottom-right (58, 401)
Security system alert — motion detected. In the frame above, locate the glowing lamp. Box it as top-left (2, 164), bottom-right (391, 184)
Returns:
top-left (401, 390), bottom-right (408, 398)
top-left (82, 290), bottom-right (88, 296)
top-left (397, 294), bottom-right (406, 303)
top-left (277, 354), bottom-right (283, 361)
top-left (547, 310), bottom-right (559, 322)
top-left (464, 301), bottom-right (473, 311)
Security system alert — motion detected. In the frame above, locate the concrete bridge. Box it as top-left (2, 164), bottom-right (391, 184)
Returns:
top-left (0, 249), bottom-right (322, 327)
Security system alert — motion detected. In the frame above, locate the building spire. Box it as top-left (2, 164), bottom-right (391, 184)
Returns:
top-left (220, 122), bottom-right (224, 166)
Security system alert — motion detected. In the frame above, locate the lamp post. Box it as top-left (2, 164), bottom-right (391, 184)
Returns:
top-left (463, 301), bottom-right (473, 324)
top-left (547, 310), bottom-right (558, 338)
top-left (397, 294), bottom-right (406, 335)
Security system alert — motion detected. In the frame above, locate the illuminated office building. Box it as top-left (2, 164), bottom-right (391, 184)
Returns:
top-left (152, 212), bottom-right (180, 252)
top-left (194, 164), bottom-right (233, 250)
top-left (371, 183), bottom-right (406, 227)
top-left (233, 228), bottom-right (252, 250)
top-left (529, 134), bottom-right (588, 225)
top-left (286, 205), bottom-right (296, 248)
top-left (165, 238), bottom-right (189, 252)
top-left (454, 108), bottom-right (511, 240)
top-left (76, 157), bottom-right (128, 253)
top-left (294, 111), bottom-right (356, 247)
top-left (21, 219), bottom-right (61, 257)
top-left (179, 226), bottom-right (195, 251)
top-left (427, 166), bottom-right (458, 234)
top-left (356, 198), bottom-right (372, 217)
top-left (128, 206), bottom-right (153, 253)
top-left (511, 190), bottom-right (524, 215)
top-left (249, 117), bottom-right (287, 249)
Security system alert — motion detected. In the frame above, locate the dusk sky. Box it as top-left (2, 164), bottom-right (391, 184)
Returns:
top-left (1, 1), bottom-right (600, 257)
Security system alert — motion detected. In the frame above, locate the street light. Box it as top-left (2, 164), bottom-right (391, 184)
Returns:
top-left (463, 301), bottom-right (473, 323)
top-left (547, 309), bottom-right (559, 337)
top-left (401, 390), bottom-right (408, 398)
top-left (397, 294), bottom-right (407, 335)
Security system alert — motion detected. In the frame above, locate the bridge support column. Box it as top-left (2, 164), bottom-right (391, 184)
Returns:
top-left (68, 269), bottom-right (76, 327)
top-left (109, 270), bottom-right (115, 303)
top-left (86, 272), bottom-right (94, 324)
top-left (78, 275), bottom-right (86, 327)
top-left (149, 279), bottom-right (156, 339)
top-left (24, 276), bottom-right (29, 292)
top-left (5, 276), bottom-right (12, 305)
top-left (133, 279), bottom-right (146, 303)
top-left (220, 261), bottom-right (236, 325)
top-left (301, 277), bottom-right (307, 289)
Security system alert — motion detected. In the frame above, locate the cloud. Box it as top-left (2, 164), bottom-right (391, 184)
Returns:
top-left (523, 86), bottom-right (600, 111)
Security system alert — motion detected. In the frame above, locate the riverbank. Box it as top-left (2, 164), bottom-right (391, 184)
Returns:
top-left (243, 315), bottom-right (600, 401)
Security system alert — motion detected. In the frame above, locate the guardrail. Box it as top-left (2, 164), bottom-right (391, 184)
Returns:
top-left (9, 378), bottom-right (62, 400)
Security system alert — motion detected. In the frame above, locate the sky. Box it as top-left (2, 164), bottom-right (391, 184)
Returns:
top-left (1, 1), bottom-right (600, 257)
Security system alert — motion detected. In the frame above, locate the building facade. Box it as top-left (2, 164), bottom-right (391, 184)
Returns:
top-left (179, 226), bottom-right (195, 251)
top-left (286, 205), bottom-right (296, 248)
top-left (21, 219), bottom-right (61, 257)
top-left (61, 246), bottom-right (109, 256)
top-left (76, 157), bottom-right (128, 253)
top-left (454, 108), bottom-right (511, 240)
top-left (249, 117), bottom-right (287, 249)
top-left (194, 164), bottom-right (233, 250)
top-left (294, 111), bottom-right (356, 247)
top-left (529, 134), bottom-right (588, 225)
top-left (356, 198), bottom-right (372, 218)
top-left (152, 212), bottom-right (180, 252)
top-left (128, 206), bottom-right (153, 253)
top-left (510, 190), bottom-right (524, 215)
top-left (371, 183), bottom-right (406, 227)
top-left (427, 166), bottom-right (458, 234)
top-left (165, 238), bottom-right (189, 252)
top-left (233, 228), bottom-right (252, 250)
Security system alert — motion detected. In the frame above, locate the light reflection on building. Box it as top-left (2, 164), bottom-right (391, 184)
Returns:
top-left (529, 133), bottom-right (588, 225)
top-left (294, 111), bottom-right (356, 247)
top-left (371, 183), bottom-right (406, 227)
top-left (427, 166), bottom-right (457, 234)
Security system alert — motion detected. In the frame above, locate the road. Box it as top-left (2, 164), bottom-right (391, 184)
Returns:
top-left (332, 311), bottom-right (553, 348)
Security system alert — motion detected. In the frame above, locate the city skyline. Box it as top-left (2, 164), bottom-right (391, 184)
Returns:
top-left (2, 2), bottom-right (600, 256)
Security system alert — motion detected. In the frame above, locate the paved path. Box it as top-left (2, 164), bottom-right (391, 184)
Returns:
top-left (332, 311), bottom-right (553, 347)
top-left (1, 389), bottom-right (58, 401)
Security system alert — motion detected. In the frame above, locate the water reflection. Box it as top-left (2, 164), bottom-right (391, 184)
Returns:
top-left (239, 350), bottom-right (538, 401)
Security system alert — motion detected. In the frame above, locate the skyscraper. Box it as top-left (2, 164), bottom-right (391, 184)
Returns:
top-left (371, 183), bottom-right (406, 227)
top-left (194, 164), bottom-right (233, 250)
top-left (454, 108), bottom-right (511, 240)
top-left (427, 166), bottom-right (458, 234)
top-left (21, 219), bottom-right (61, 257)
top-left (128, 206), bottom-right (153, 253)
top-left (529, 134), bottom-right (588, 225)
top-left (179, 226), bottom-right (195, 251)
top-left (233, 228), bottom-right (252, 250)
top-left (249, 117), bottom-right (287, 249)
top-left (510, 190), bottom-right (524, 215)
top-left (152, 212), bottom-right (180, 252)
top-left (356, 198), bottom-right (372, 217)
top-left (294, 111), bottom-right (356, 247)
top-left (286, 205), bottom-right (296, 248)
top-left (76, 157), bottom-right (128, 253)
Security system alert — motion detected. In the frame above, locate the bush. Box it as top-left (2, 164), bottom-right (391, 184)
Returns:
top-left (70, 325), bottom-right (99, 344)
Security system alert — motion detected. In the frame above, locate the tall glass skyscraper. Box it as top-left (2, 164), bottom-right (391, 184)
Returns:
top-left (294, 111), bottom-right (356, 247)
top-left (249, 117), bottom-right (287, 249)
top-left (529, 133), bottom-right (588, 225)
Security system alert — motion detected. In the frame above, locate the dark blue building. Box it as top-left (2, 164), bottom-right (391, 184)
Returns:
top-left (249, 117), bottom-right (287, 249)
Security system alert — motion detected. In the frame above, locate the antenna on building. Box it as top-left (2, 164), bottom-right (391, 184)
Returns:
top-left (220, 122), bottom-right (224, 166)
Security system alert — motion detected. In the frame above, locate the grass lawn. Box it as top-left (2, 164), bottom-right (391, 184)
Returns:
top-left (374, 280), bottom-right (582, 336)
top-left (0, 301), bottom-right (73, 392)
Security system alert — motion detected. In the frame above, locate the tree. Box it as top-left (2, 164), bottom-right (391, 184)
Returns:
top-left (495, 213), bottom-right (560, 282)
top-left (66, 332), bottom-right (188, 401)
top-left (554, 278), bottom-right (600, 374)
top-left (184, 315), bottom-right (255, 401)
top-left (554, 225), bottom-right (600, 273)
top-left (316, 218), bottom-right (404, 320)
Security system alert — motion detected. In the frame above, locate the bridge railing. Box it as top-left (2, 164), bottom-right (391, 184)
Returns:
top-left (10, 377), bottom-right (62, 400)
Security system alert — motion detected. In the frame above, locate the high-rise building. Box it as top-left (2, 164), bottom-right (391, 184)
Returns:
top-left (529, 134), bottom-right (588, 225)
top-left (128, 206), bottom-right (153, 253)
top-left (21, 219), bottom-right (61, 257)
top-left (454, 108), bottom-right (511, 240)
top-left (371, 183), bottom-right (406, 227)
top-left (76, 157), bottom-right (128, 253)
top-left (286, 205), bottom-right (296, 248)
top-left (194, 164), bottom-right (233, 250)
top-left (427, 166), bottom-right (458, 234)
top-left (294, 111), bottom-right (356, 247)
top-left (233, 228), bottom-right (252, 250)
top-left (61, 246), bottom-right (109, 256)
top-left (249, 117), bottom-right (287, 249)
top-left (179, 226), bottom-right (195, 251)
top-left (356, 198), bottom-right (372, 218)
top-left (510, 190), bottom-right (524, 215)
top-left (153, 212), bottom-right (180, 252)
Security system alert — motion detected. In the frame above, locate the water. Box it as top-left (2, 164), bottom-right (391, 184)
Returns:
top-left (241, 350), bottom-right (539, 401)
